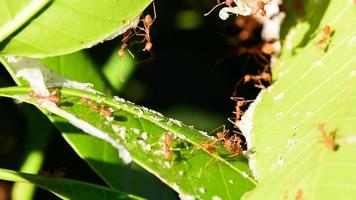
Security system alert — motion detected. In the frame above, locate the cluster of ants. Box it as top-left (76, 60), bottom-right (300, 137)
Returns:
top-left (28, 90), bottom-right (113, 118)
top-left (118, 3), bottom-right (156, 59)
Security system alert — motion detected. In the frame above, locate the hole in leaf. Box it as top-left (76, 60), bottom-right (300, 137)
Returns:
top-left (59, 102), bottom-right (74, 107)
top-left (114, 115), bottom-right (128, 122)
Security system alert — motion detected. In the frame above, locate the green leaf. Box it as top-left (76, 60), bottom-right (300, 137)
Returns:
top-left (0, 0), bottom-right (152, 57)
top-left (55, 120), bottom-right (179, 199)
top-left (41, 50), bottom-right (107, 93)
top-left (2, 53), bottom-right (176, 198)
top-left (0, 86), bottom-right (257, 199)
top-left (0, 168), bottom-right (144, 200)
top-left (242, 0), bottom-right (356, 199)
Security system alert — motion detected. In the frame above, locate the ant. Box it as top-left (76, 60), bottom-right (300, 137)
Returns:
top-left (29, 90), bottom-right (60, 104)
top-left (315, 25), bottom-right (334, 52)
top-left (136, 2), bottom-right (156, 52)
top-left (216, 126), bottom-right (244, 156)
top-left (243, 70), bottom-right (272, 89)
top-left (318, 123), bottom-right (338, 151)
top-left (200, 141), bottom-right (217, 153)
top-left (81, 97), bottom-right (113, 117)
top-left (224, 134), bottom-right (243, 156)
top-left (204, 0), bottom-right (234, 16)
top-left (231, 97), bottom-right (254, 122)
top-left (295, 189), bottom-right (303, 200)
top-left (39, 167), bottom-right (67, 178)
top-left (214, 128), bottom-right (243, 156)
top-left (161, 133), bottom-right (174, 158)
top-left (118, 29), bottom-right (134, 59)
top-left (255, 0), bottom-right (271, 17)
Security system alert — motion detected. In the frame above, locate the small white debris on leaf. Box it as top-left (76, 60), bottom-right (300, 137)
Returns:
top-left (137, 140), bottom-right (151, 151)
top-left (163, 161), bottom-right (171, 168)
top-left (179, 170), bottom-right (184, 176)
top-left (198, 187), bottom-right (206, 194)
top-left (242, 171), bottom-right (249, 178)
top-left (131, 128), bottom-right (140, 134)
top-left (229, 179), bottom-right (234, 184)
top-left (273, 92), bottom-right (284, 101)
top-left (179, 193), bottom-right (195, 200)
top-left (113, 96), bottom-right (126, 102)
top-left (212, 195), bottom-right (222, 200)
top-left (286, 139), bottom-right (297, 150)
top-left (141, 132), bottom-right (148, 140)
top-left (276, 112), bottom-right (283, 117)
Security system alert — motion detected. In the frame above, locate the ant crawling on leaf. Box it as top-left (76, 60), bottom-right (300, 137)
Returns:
top-left (161, 133), bottom-right (174, 158)
top-left (315, 25), bottom-right (334, 52)
top-left (216, 125), bottom-right (244, 156)
top-left (204, 0), bottom-right (234, 16)
top-left (81, 97), bottom-right (113, 117)
top-left (318, 123), bottom-right (338, 151)
top-left (200, 141), bottom-right (217, 153)
top-left (215, 127), bottom-right (244, 156)
top-left (29, 90), bottom-right (60, 104)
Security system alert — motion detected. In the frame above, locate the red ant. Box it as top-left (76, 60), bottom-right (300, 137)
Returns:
top-left (230, 97), bottom-right (254, 122)
top-left (204, 0), bottom-right (234, 16)
top-left (29, 90), bottom-right (60, 104)
top-left (295, 189), bottom-right (303, 200)
top-left (255, 0), bottom-right (271, 17)
top-left (215, 127), bottom-right (243, 156)
top-left (318, 123), bottom-right (337, 150)
top-left (81, 97), bottom-right (113, 117)
top-left (315, 25), bottom-right (334, 52)
top-left (243, 70), bottom-right (271, 89)
top-left (118, 29), bottom-right (134, 59)
top-left (161, 133), bottom-right (174, 158)
top-left (136, 2), bottom-right (156, 52)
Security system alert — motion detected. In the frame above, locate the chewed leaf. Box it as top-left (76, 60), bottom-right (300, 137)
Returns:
top-left (0, 0), bottom-right (151, 57)
top-left (241, 0), bottom-right (356, 199)
top-left (0, 167), bottom-right (143, 200)
top-left (0, 86), bottom-right (256, 199)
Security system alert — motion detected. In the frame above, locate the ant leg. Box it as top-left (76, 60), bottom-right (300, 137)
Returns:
top-left (204, 2), bottom-right (225, 16)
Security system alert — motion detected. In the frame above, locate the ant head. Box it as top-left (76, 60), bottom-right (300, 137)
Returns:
top-left (144, 15), bottom-right (153, 26)
top-left (323, 25), bottom-right (332, 35)
top-left (257, 0), bottom-right (265, 8)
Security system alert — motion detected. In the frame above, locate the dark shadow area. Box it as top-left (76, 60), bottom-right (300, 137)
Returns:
top-left (280, 0), bottom-right (331, 51)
